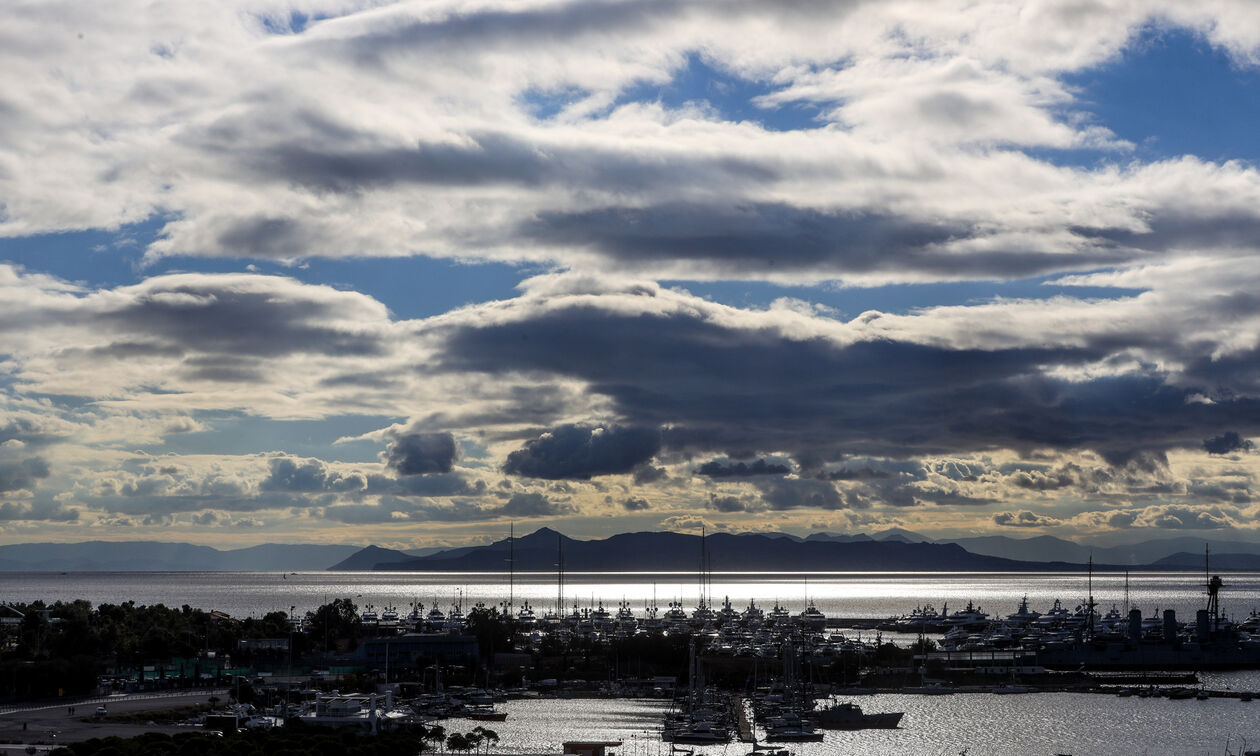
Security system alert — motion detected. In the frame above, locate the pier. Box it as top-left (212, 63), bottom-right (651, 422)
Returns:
top-left (736, 699), bottom-right (755, 742)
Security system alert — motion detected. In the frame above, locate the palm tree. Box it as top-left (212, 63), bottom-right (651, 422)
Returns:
top-left (446, 732), bottom-right (469, 753)
top-left (477, 727), bottom-right (500, 753)
top-left (421, 723), bottom-right (446, 753)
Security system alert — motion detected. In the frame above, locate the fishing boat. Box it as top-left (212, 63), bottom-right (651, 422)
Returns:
top-left (814, 700), bottom-right (903, 729)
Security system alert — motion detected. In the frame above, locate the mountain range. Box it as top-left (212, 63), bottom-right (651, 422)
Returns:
top-left (367, 527), bottom-right (1095, 573)
top-left (0, 541), bottom-right (368, 571)
top-left (0, 529), bottom-right (1254, 572)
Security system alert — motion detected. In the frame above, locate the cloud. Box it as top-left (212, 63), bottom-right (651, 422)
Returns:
top-left (631, 464), bottom-right (667, 485)
top-left (709, 494), bottom-right (751, 513)
top-left (385, 432), bottom-right (459, 475)
top-left (0, 457), bottom-right (50, 493)
top-left (993, 510), bottom-right (1062, 528)
top-left (495, 491), bottom-right (573, 517)
top-left (439, 277), bottom-right (1260, 470)
top-left (696, 458), bottom-right (791, 478)
top-left (622, 496), bottom-right (651, 511)
top-left (0, 500), bottom-right (78, 522)
top-left (260, 457), bottom-right (367, 493)
top-left (753, 477), bottom-right (847, 511)
top-left (502, 423), bottom-right (661, 479)
top-left (1204, 431), bottom-right (1254, 455)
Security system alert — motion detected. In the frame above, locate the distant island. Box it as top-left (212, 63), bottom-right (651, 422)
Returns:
top-left (0, 529), bottom-right (1255, 572)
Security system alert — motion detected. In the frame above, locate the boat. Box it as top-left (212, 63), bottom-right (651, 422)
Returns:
top-left (991, 684), bottom-right (1032, 694)
top-left (796, 600), bottom-right (827, 631)
top-left (814, 700), bottom-right (902, 729)
top-left (516, 600), bottom-right (537, 629)
top-left (465, 704), bottom-right (508, 721)
top-left (1006, 595), bottom-right (1040, 625)
top-left (904, 683), bottom-right (953, 695)
top-left (742, 599), bottom-right (765, 626)
top-left (762, 712), bottom-right (824, 742)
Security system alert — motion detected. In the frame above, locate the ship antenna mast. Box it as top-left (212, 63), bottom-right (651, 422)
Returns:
top-left (1123, 569), bottom-right (1129, 615)
top-left (1087, 555), bottom-right (1096, 638)
top-left (557, 533), bottom-right (564, 617)
top-left (508, 521), bottom-right (514, 613)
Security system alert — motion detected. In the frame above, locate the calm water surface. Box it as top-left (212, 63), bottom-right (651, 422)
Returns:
top-left (458, 695), bottom-right (1260, 755)
top-left (3, 570), bottom-right (1258, 623)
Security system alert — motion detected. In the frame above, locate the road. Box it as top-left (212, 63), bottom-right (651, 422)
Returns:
top-left (0, 688), bottom-right (228, 750)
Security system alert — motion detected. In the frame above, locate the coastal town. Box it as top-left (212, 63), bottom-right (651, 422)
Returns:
top-left (3, 561), bottom-right (1259, 754)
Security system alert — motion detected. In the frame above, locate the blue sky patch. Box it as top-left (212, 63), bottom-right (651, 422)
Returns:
top-left (1068, 25), bottom-right (1260, 165)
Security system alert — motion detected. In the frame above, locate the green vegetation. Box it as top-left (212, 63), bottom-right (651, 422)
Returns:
top-left (0, 599), bottom-right (366, 699)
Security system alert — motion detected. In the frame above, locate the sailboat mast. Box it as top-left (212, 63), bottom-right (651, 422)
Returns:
top-left (557, 533), bottom-right (564, 616)
top-left (1123, 569), bottom-right (1130, 615)
top-left (508, 522), bottom-right (515, 613)
top-left (1085, 555), bottom-right (1096, 638)
top-left (699, 526), bottom-right (706, 609)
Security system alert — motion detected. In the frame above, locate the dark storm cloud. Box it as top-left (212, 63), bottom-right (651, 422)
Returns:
top-left (322, 0), bottom-right (680, 68)
top-left (1147, 505), bottom-right (1231, 530)
top-left (261, 457), bottom-right (366, 493)
top-left (1204, 431), bottom-right (1253, 455)
top-left (622, 496), bottom-right (651, 510)
top-left (97, 278), bottom-right (386, 357)
top-left (248, 134), bottom-right (775, 194)
top-left (753, 477), bottom-right (847, 510)
top-left (0, 417), bottom-right (68, 447)
top-left (438, 283), bottom-right (1260, 478)
top-left (385, 432), bottom-right (459, 475)
top-left (496, 491), bottom-right (573, 517)
top-left (442, 300), bottom-right (1260, 465)
top-left (180, 355), bottom-right (266, 383)
top-left (709, 494), bottom-right (750, 512)
top-left (502, 423), bottom-right (661, 479)
top-left (214, 216), bottom-right (321, 260)
top-left (993, 510), bottom-right (1060, 527)
top-left (696, 458), bottom-right (791, 477)
top-left (820, 466), bottom-right (892, 481)
top-left (391, 472), bottom-right (485, 497)
top-left (0, 457), bottom-right (50, 492)
top-left (517, 203), bottom-right (1131, 277)
top-left (631, 464), bottom-right (667, 485)
top-left (261, 455), bottom-right (482, 497)
top-left (1070, 211), bottom-right (1260, 255)
top-left (320, 488), bottom-right (567, 524)
top-left (0, 500), bottom-right (77, 522)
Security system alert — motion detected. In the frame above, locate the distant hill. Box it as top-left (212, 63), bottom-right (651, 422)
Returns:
top-left (804, 532), bottom-right (874, 544)
top-left (0, 541), bottom-right (359, 571)
top-left (1148, 552), bottom-right (1260, 571)
top-left (947, 535), bottom-right (1091, 564)
top-left (328, 545), bottom-right (416, 571)
top-left (871, 528), bottom-right (934, 543)
top-left (939, 534), bottom-right (1260, 566)
top-left (375, 528), bottom-right (1098, 572)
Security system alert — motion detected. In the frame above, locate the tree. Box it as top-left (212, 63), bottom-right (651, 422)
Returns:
top-left (446, 733), bottom-right (470, 753)
top-left (304, 599), bottom-right (361, 653)
top-left (472, 727), bottom-right (498, 754)
top-left (421, 724), bottom-right (445, 753)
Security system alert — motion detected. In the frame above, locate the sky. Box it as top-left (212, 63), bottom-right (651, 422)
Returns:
top-left (4, 1), bottom-right (1260, 550)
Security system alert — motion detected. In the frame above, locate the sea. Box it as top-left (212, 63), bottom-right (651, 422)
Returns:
top-left (4, 570), bottom-right (1258, 623)
top-left (5, 570), bottom-right (1260, 755)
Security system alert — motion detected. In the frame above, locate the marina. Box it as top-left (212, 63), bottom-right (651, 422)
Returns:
top-left (5, 566), bottom-right (1260, 753)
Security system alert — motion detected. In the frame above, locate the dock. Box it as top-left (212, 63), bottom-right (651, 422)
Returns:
top-left (736, 699), bottom-right (755, 743)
